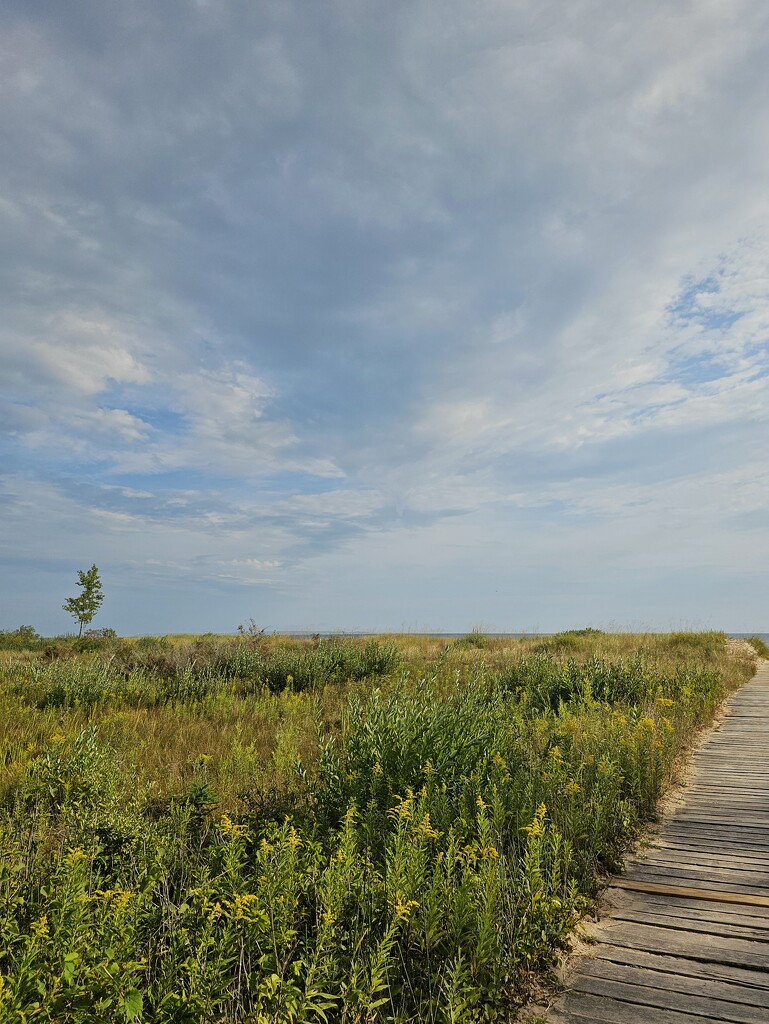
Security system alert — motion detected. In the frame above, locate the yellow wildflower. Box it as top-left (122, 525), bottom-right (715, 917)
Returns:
top-left (655, 697), bottom-right (675, 707)
top-left (394, 898), bottom-right (420, 921)
top-left (413, 813), bottom-right (440, 841)
top-left (229, 893), bottom-right (261, 922)
top-left (219, 814), bottom-right (249, 838)
top-left (94, 887), bottom-right (134, 911)
top-left (285, 825), bottom-right (302, 851)
top-left (388, 794), bottom-right (413, 822)
top-left (31, 915), bottom-right (49, 939)
top-left (563, 779), bottom-right (581, 796)
top-left (521, 803), bottom-right (547, 838)
top-left (208, 901), bottom-right (225, 923)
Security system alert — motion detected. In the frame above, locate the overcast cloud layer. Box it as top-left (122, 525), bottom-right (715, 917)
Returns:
top-left (2, 0), bottom-right (769, 634)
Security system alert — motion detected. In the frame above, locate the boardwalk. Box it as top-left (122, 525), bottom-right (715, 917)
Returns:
top-left (548, 661), bottom-right (769, 1024)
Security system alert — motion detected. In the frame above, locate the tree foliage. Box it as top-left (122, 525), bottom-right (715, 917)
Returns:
top-left (63, 564), bottom-right (104, 637)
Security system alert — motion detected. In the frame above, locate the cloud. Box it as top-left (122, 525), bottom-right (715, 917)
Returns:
top-left (2, 1), bottom-right (769, 631)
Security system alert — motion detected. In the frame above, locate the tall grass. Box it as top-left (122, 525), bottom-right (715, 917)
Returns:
top-left (0, 631), bottom-right (756, 1022)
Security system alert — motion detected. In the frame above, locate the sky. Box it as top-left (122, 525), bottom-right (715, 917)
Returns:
top-left (2, 0), bottom-right (769, 635)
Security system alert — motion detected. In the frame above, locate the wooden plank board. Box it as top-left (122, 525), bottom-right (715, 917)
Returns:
top-left (577, 957), bottom-right (769, 1006)
top-left (606, 892), bottom-right (769, 929)
top-left (608, 907), bottom-right (769, 942)
top-left (629, 851), bottom-right (769, 874)
top-left (591, 943), bottom-right (769, 989)
top-left (606, 890), bottom-right (769, 922)
top-left (552, 990), bottom-right (735, 1023)
top-left (649, 847), bottom-right (769, 868)
top-left (588, 920), bottom-right (769, 968)
top-left (570, 974), bottom-right (769, 1023)
top-left (621, 868), bottom-right (769, 897)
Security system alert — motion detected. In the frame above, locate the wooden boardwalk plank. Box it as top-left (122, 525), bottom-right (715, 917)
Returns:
top-left (551, 990), bottom-right (734, 1023)
top-left (577, 958), bottom-right (769, 1006)
top-left (590, 944), bottom-right (769, 990)
top-left (544, 660), bottom-right (769, 1022)
top-left (571, 974), bottom-right (768, 1023)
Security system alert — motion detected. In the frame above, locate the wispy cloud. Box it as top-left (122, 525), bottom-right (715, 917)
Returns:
top-left (2, 1), bottom-right (769, 632)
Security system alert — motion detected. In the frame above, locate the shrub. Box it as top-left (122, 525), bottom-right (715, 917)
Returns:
top-left (0, 625), bottom-right (42, 650)
top-left (747, 635), bottom-right (769, 658)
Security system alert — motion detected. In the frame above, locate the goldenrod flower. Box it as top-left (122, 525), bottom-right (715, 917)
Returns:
top-left (388, 794), bottom-right (413, 821)
top-left (229, 893), bottom-right (261, 922)
top-left (94, 888), bottom-right (135, 913)
top-left (413, 813), bottom-right (440, 840)
top-left (208, 901), bottom-right (225, 923)
top-left (394, 898), bottom-right (420, 921)
top-left (64, 848), bottom-right (88, 868)
top-left (521, 803), bottom-right (547, 837)
top-left (219, 814), bottom-right (248, 838)
top-left (285, 825), bottom-right (302, 851)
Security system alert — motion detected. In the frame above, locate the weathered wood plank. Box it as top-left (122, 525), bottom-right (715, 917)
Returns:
top-left (590, 943), bottom-right (769, 989)
top-left (554, 990), bottom-right (733, 1023)
top-left (571, 974), bottom-right (768, 1023)
top-left (608, 906), bottom-right (769, 942)
top-left (613, 880), bottom-right (769, 905)
top-left (606, 891), bottom-right (769, 928)
top-left (578, 956), bottom-right (769, 1006)
top-left (621, 868), bottom-right (769, 897)
top-left (607, 889), bottom-right (769, 922)
top-left (631, 851), bottom-right (769, 875)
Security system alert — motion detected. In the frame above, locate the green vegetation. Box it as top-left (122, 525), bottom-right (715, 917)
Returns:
top-left (0, 630), bottom-right (757, 1022)
top-left (747, 635), bottom-right (769, 658)
top-left (62, 565), bottom-right (105, 638)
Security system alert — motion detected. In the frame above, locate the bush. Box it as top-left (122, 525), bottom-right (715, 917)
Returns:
top-left (257, 637), bottom-right (401, 693)
top-left (0, 625), bottom-right (42, 650)
top-left (747, 635), bottom-right (769, 658)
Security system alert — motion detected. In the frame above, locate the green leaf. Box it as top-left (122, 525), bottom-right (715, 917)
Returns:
top-left (124, 989), bottom-right (143, 1021)
top-left (62, 950), bottom-right (79, 985)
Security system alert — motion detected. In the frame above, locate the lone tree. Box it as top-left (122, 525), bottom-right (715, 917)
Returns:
top-left (63, 564), bottom-right (104, 637)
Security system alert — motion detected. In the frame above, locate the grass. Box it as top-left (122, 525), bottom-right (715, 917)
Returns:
top-left (0, 630), bottom-right (758, 1022)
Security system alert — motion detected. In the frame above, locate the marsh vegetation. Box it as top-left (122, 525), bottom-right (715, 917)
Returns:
top-left (0, 629), bottom-right (758, 1022)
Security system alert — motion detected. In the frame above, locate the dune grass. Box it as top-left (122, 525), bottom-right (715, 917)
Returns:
top-left (0, 630), bottom-right (757, 1022)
